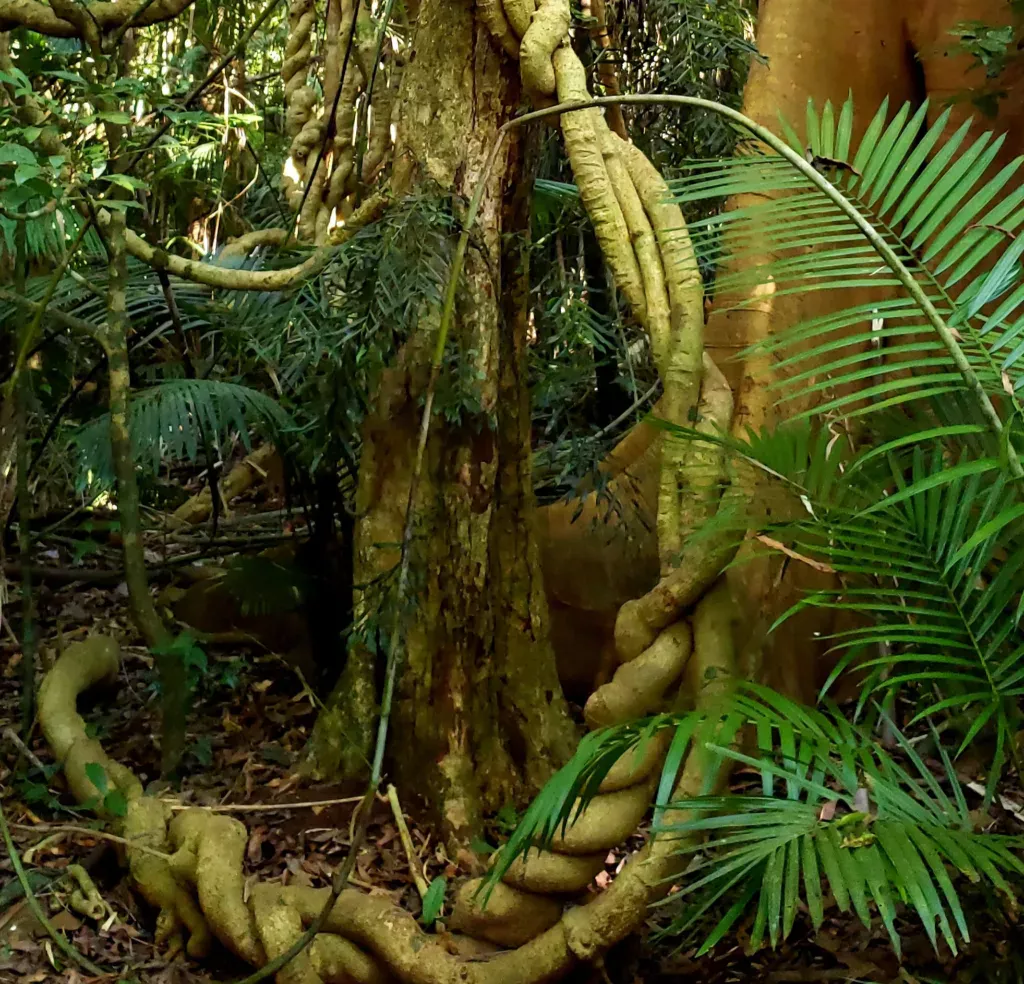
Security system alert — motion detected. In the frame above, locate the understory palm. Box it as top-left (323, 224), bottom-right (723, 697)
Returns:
top-left (494, 95), bottom-right (1024, 956)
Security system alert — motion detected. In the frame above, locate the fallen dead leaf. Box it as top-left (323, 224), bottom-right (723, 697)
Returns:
top-left (50, 910), bottom-right (83, 933)
top-left (247, 826), bottom-right (267, 864)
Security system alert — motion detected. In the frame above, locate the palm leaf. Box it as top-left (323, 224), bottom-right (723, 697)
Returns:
top-left (70, 377), bottom-right (293, 490)
top-left (653, 685), bottom-right (1023, 957)
top-left (482, 685), bottom-right (1023, 958)
top-left (671, 95), bottom-right (1024, 422)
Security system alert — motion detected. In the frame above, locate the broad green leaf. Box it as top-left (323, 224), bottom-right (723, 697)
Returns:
top-left (104, 789), bottom-right (128, 818)
top-left (84, 762), bottom-right (109, 794)
top-left (0, 143), bottom-right (35, 166)
top-left (420, 876), bottom-right (447, 926)
top-left (14, 163), bottom-right (41, 185)
top-left (100, 173), bottom-right (148, 191)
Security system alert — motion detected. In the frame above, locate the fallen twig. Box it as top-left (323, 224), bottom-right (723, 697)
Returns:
top-left (3, 531), bottom-right (311, 584)
top-left (162, 795), bottom-right (367, 813)
top-left (755, 535), bottom-right (835, 574)
top-left (3, 726), bottom-right (47, 772)
top-left (13, 822), bottom-right (176, 863)
top-left (387, 784), bottom-right (428, 899)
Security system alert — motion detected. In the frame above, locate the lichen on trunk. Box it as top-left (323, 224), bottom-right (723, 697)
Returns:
top-left (303, 0), bottom-right (576, 842)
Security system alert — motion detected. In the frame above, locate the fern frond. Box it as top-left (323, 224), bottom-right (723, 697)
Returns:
top-left (70, 377), bottom-right (293, 490)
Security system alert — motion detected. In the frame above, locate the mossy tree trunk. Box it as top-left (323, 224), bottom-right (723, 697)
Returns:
top-left (304, 0), bottom-right (576, 842)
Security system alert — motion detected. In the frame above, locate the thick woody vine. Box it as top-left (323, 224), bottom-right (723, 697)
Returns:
top-left (280, 0), bottom-right (396, 241)
top-left (18, 0), bottom-right (746, 973)
top-left (8, 0), bottom-right (993, 981)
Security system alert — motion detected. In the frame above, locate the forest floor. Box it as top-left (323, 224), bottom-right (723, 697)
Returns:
top-left (1, 486), bottom-right (1023, 983)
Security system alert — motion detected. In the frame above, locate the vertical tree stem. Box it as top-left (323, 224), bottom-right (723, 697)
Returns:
top-left (102, 211), bottom-right (184, 777)
top-left (14, 217), bottom-right (35, 739)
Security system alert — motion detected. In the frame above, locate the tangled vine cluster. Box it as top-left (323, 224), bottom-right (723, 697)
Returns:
top-left (281, 0), bottom-right (393, 241)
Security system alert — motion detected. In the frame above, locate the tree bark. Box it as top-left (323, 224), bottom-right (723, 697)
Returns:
top-left (704, 0), bottom-right (1024, 704)
top-left (304, 0), bottom-right (576, 842)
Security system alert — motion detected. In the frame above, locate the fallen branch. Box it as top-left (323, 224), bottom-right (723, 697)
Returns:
top-left (387, 784), bottom-right (428, 899)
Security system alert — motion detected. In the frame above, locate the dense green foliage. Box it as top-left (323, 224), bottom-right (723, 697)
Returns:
top-left (493, 95), bottom-right (1024, 955)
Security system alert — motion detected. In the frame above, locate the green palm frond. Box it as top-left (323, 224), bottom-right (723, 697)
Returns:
top-left (760, 441), bottom-right (1024, 796)
top-left (672, 95), bottom-right (1024, 421)
top-left (656, 407), bottom-right (1024, 795)
top-left (70, 377), bottom-right (293, 490)
top-left (0, 204), bottom-right (104, 265)
top-left (484, 685), bottom-right (1024, 958)
top-left (9, 257), bottom-right (214, 346)
top-left (656, 685), bottom-right (1024, 957)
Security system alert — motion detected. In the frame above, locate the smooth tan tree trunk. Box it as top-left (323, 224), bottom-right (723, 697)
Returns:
top-left (304, 0), bottom-right (576, 842)
top-left (705, 0), bottom-right (1024, 703)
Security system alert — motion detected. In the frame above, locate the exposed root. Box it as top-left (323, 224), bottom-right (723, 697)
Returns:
top-left (477, 0), bottom-right (520, 57)
top-left (220, 228), bottom-right (292, 261)
top-left (599, 129), bottom-right (671, 353)
top-left (252, 885), bottom-right (322, 984)
top-left (279, 0), bottom-right (376, 240)
top-left (169, 810), bottom-right (265, 965)
top-left (37, 635), bottom-right (140, 805)
top-left (35, 605), bottom-right (737, 983)
top-left (498, 848), bottom-right (606, 894)
top-left (688, 578), bottom-right (739, 705)
top-left (551, 47), bottom-right (647, 321)
top-left (171, 444), bottom-right (278, 526)
top-left (519, 0), bottom-right (569, 97)
top-left (125, 795), bottom-right (212, 958)
top-left (308, 934), bottom-right (391, 984)
top-left (613, 533), bottom-right (735, 662)
top-left (67, 863), bottom-right (109, 921)
top-left (597, 731), bottom-right (670, 792)
top-left (550, 778), bottom-right (656, 854)
top-left (502, 0), bottom-right (535, 38)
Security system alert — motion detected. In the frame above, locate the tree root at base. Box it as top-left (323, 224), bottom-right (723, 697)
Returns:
top-left (32, 566), bottom-right (736, 984)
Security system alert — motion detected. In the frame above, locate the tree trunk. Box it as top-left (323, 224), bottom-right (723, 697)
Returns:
top-left (304, 0), bottom-right (576, 842)
top-left (705, 0), bottom-right (1024, 704)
